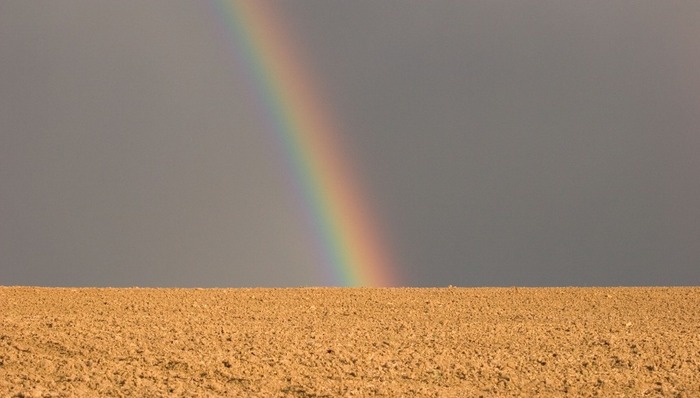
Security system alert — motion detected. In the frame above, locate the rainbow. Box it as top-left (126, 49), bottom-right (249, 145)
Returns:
top-left (212, 0), bottom-right (398, 287)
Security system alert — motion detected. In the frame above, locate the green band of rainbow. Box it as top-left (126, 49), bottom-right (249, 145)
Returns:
top-left (212, 0), bottom-right (398, 286)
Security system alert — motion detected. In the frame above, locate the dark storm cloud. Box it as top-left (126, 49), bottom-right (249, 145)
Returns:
top-left (1, 1), bottom-right (699, 286)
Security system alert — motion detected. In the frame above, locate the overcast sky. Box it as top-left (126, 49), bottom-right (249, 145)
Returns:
top-left (2, 1), bottom-right (699, 287)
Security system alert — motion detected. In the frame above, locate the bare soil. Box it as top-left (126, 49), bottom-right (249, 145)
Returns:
top-left (1, 287), bottom-right (699, 397)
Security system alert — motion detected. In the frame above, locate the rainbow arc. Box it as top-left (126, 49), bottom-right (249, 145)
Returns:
top-left (213, 0), bottom-right (398, 286)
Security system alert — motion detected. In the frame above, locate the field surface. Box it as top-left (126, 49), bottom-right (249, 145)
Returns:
top-left (1, 287), bottom-right (699, 397)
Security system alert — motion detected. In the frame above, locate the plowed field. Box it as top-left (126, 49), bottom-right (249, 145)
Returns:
top-left (1, 287), bottom-right (699, 397)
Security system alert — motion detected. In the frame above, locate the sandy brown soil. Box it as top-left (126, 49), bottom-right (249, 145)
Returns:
top-left (1, 287), bottom-right (699, 397)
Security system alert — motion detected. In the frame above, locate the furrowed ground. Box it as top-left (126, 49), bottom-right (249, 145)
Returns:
top-left (1, 287), bottom-right (699, 397)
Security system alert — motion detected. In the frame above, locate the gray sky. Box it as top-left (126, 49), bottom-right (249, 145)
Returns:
top-left (2, 1), bottom-right (699, 287)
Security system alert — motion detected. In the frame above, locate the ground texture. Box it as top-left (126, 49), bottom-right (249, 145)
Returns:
top-left (1, 287), bottom-right (699, 397)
